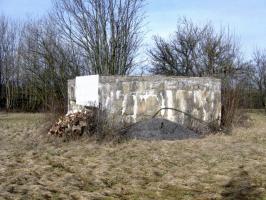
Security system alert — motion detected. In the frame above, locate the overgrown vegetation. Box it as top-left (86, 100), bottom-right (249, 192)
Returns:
top-left (0, 111), bottom-right (265, 199)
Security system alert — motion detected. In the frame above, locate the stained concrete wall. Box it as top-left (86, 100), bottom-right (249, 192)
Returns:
top-left (68, 76), bottom-right (221, 126)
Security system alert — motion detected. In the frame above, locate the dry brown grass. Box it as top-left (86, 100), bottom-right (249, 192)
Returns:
top-left (0, 111), bottom-right (266, 200)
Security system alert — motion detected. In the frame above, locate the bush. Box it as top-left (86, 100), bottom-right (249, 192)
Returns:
top-left (221, 86), bottom-right (240, 131)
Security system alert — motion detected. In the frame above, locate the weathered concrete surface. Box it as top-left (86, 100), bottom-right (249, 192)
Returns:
top-left (68, 76), bottom-right (221, 127)
top-left (68, 79), bottom-right (83, 113)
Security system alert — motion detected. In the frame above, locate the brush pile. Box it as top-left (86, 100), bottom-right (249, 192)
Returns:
top-left (48, 108), bottom-right (98, 138)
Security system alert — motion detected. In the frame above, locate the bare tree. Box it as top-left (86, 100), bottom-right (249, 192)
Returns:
top-left (149, 18), bottom-right (243, 128)
top-left (251, 49), bottom-right (266, 108)
top-left (149, 19), bottom-right (203, 76)
top-left (0, 16), bottom-right (5, 107)
top-left (17, 18), bottom-right (84, 112)
top-left (52, 0), bottom-right (144, 75)
top-left (200, 27), bottom-right (240, 78)
top-left (0, 13), bottom-right (87, 112)
top-left (0, 16), bottom-right (18, 111)
top-left (149, 18), bottom-right (240, 79)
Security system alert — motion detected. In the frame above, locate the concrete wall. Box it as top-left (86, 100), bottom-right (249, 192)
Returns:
top-left (68, 76), bottom-right (221, 126)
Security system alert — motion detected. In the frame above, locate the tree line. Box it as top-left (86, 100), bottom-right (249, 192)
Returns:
top-left (0, 0), bottom-right (144, 112)
top-left (0, 0), bottom-right (265, 127)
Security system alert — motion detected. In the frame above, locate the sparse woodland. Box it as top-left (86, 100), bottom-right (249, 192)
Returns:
top-left (0, 0), bottom-right (265, 129)
top-left (0, 1), bottom-right (266, 199)
top-left (0, 0), bottom-right (145, 112)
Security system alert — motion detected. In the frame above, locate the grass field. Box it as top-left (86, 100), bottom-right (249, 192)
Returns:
top-left (0, 111), bottom-right (266, 200)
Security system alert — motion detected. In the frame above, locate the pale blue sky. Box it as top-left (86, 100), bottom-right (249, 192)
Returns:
top-left (1, 0), bottom-right (266, 58)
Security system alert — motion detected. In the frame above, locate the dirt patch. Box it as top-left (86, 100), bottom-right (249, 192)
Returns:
top-left (221, 167), bottom-right (264, 200)
top-left (124, 118), bottom-right (200, 140)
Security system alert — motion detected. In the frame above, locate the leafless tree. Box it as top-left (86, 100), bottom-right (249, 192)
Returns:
top-left (52, 0), bottom-right (144, 75)
top-left (200, 27), bottom-right (241, 78)
top-left (149, 18), bottom-right (241, 79)
top-left (0, 0), bottom-right (145, 112)
top-left (0, 16), bottom-right (19, 111)
top-left (149, 19), bottom-right (203, 76)
top-left (149, 18), bottom-right (244, 128)
top-left (251, 49), bottom-right (266, 108)
top-left (16, 18), bottom-right (84, 112)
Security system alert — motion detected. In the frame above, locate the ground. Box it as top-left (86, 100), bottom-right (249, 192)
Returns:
top-left (0, 111), bottom-right (266, 200)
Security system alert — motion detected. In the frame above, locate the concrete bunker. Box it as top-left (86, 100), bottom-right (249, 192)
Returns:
top-left (68, 75), bottom-right (221, 128)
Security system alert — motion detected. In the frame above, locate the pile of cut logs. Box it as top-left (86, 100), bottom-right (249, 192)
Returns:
top-left (48, 108), bottom-right (98, 138)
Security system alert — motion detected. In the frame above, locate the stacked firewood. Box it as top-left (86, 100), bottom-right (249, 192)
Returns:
top-left (48, 108), bottom-right (98, 138)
